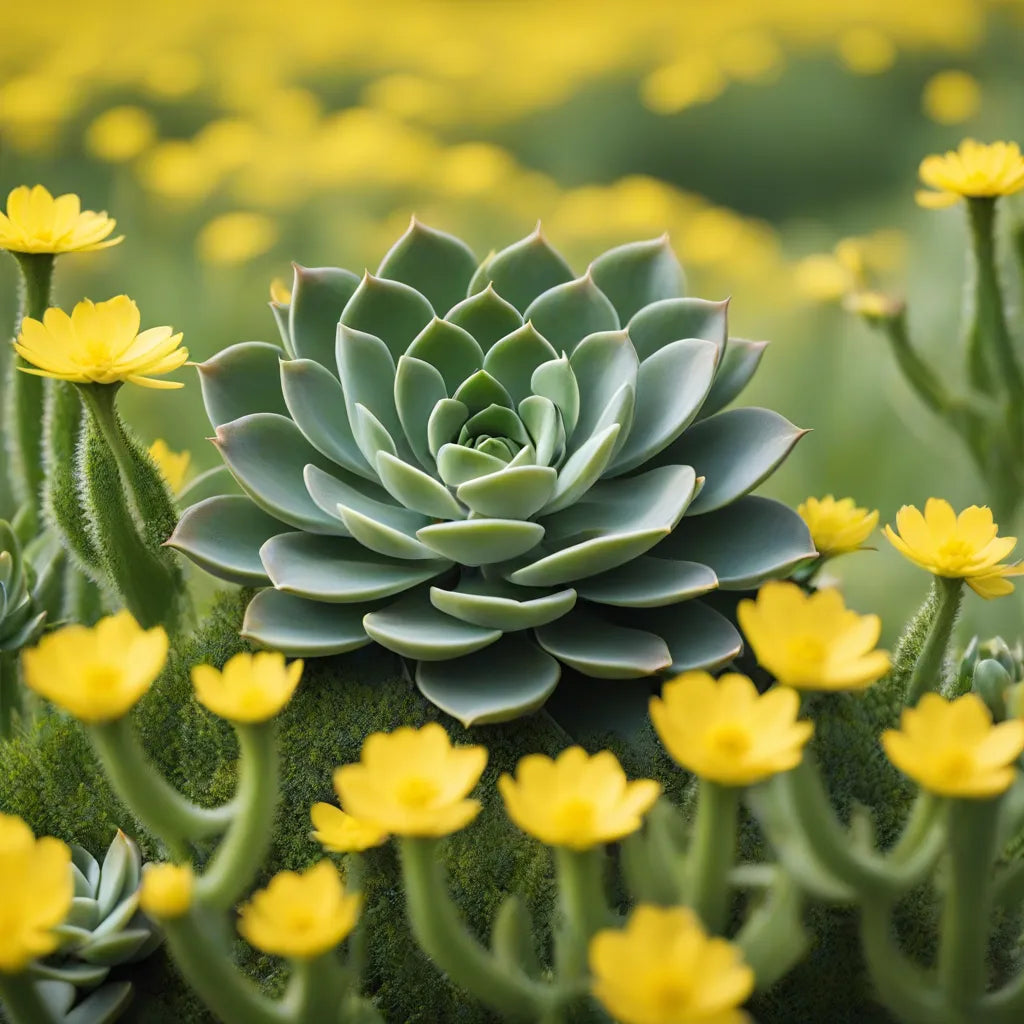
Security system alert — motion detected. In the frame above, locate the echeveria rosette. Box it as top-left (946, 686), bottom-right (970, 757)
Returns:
top-left (170, 221), bottom-right (812, 725)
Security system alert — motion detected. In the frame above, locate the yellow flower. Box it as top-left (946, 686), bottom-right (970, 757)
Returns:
top-left (197, 211), bottom-right (278, 265)
top-left (884, 499), bottom-right (1020, 598)
top-left (737, 581), bottom-right (891, 692)
top-left (21, 610), bottom-right (168, 722)
top-left (798, 495), bottom-right (879, 556)
top-left (836, 28), bottom-right (896, 76)
top-left (917, 139), bottom-right (1024, 208)
top-left (650, 672), bottom-right (813, 786)
top-left (0, 185), bottom-right (122, 254)
top-left (238, 861), bottom-right (360, 959)
top-left (0, 814), bottom-right (72, 973)
top-left (922, 71), bottom-right (981, 126)
top-left (589, 905), bottom-right (754, 1024)
top-left (842, 291), bottom-right (903, 320)
top-left (498, 747), bottom-right (660, 850)
top-left (333, 723), bottom-right (487, 838)
top-left (269, 277), bottom-right (292, 305)
top-left (139, 863), bottom-right (193, 919)
top-left (85, 106), bottom-right (157, 163)
top-left (310, 803), bottom-right (389, 852)
top-left (882, 693), bottom-right (1024, 799)
top-left (190, 651), bottom-right (303, 723)
top-left (793, 253), bottom-right (850, 302)
top-left (15, 296), bottom-right (188, 390)
top-left (148, 439), bottom-right (191, 493)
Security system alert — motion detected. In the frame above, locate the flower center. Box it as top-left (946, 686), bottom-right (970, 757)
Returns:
top-left (785, 635), bottom-right (826, 670)
top-left (284, 907), bottom-right (319, 933)
top-left (935, 747), bottom-right (975, 785)
top-left (84, 664), bottom-right (122, 693)
top-left (77, 337), bottom-right (115, 369)
top-left (653, 976), bottom-right (695, 1011)
top-left (396, 776), bottom-right (440, 809)
top-left (556, 797), bottom-right (595, 834)
top-left (707, 722), bottom-right (753, 758)
top-left (936, 537), bottom-right (975, 569)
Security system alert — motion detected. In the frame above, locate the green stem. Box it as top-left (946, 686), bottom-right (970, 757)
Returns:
top-left (162, 907), bottom-right (286, 1024)
top-left (906, 576), bottom-right (963, 705)
top-left (196, 723), bottom-right (278, 909)
top-left (77, 383), bottom-right (182, 629)
top-left (687, 780), bottom-right (739, 934)
top-left (0, 651), bottom-right (20, 740)
top-left (967, 198), bottom-right (1024, 433)
top-left (89, 718), bottom-right (233, 858)
top-left (553, 846), bottom-right (610, 981)
top-left (345, 853), bottom-right (368, 983)
top-left (938, 799), bottom-right (999, 1013)
top-left (732, 868), bottom-right (809, 990)
top-left (879, 311), bottom-right (956, 417)
top-left (283, 952), bottom-right (349, 1024)
top-left (3, 252), bottom-right (54, 523)
top-left (0, 971), bottom-right (61, 1024)
top-left (399, 837), bottom-right (560, 1021)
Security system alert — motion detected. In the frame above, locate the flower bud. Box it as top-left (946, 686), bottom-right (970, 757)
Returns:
top-left (972, 658), bottom-right (1013, 721)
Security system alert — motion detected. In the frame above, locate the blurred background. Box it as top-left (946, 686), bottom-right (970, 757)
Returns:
top-left (2, 0), bottom-right (1024, 643)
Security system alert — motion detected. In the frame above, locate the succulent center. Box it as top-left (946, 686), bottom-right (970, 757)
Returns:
top-left (706, 722), bottom-right (754, 759)
top-left (396, 776), bottom-right (441, 808)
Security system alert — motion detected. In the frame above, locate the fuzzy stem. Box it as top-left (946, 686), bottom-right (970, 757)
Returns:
top-left (938, 799), bottom-right (999, 1013)
top-left (553, 846), bottom-right (609, 981)
top-left (399, 836), bottom-right (560, 1021)
top-left (879, 310), bottom-right (956, 416)
top-left (0, 971), bottom-right (61, 1024)
top-left (196, 723), bottom-right (279, 909)
top-left (687, 780), bottom-right (739, 934)
top-left (0, 651), bottom-right (21, 740)
top-left (284, 952), bottom-right (349, 1024)
top-left (906, 576), bottom-right (963, 704)
top-left (3, 252), bottom-right (54, 524)
top-left (89, 717), bottom-right (233, 857)
top-left (77, 383), bottom-right (182, 629)
top-left (161, 907), bottom-right (286, 1024)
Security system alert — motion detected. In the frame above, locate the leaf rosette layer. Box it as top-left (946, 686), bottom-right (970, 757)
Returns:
top-left (171, 221), bottom-right (812, 724)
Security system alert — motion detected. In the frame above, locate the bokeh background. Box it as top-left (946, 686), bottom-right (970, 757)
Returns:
top-left (2, 0), bottom-right (1024, 643)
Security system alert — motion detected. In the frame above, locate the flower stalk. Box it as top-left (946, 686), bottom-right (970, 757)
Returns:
top-left (905, 576), bottom-right (963, 704)
top-left (552, 846), bottom-right (610, 980)
top-left (687, 779), bottom-right (739, 933)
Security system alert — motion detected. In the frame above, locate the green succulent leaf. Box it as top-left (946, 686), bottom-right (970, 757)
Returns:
top-left (288, 265), bottom-right (360, 366)
top-left (627, 297), bottom-right (729, 362)
top-left (670, 408), bottom-right (806, 515)
top-left (66, 897), bottom-right (101, 931)
top-left (71, 847), bottom-right (101, 894)
top-left (364, 590), bottom-right (502, 660)
top-left (461, 405), bottom-right (531, 447)
top-left (78, 928), bottom-right (152, 965)
top-left (698, 338), bottom-right (769, 419)
top-left (452, 370), bottom-right (513, 414)
top-left (261, 532), bottom-right (450, 602)
top-left (214, 414), bottom-right (347, 534)
top-left (281, 358), bottom-right (374, 479)
top-left (608, 338), bottom-right (718, 475)
top-left (523, 274), bottom-right (620, 353)
top-left (536, 607), bottom-right (672, 678)
top-left (589, 236), bottom-right (686, 323)
top-left (416, 519), bottom-right (545, 565)
top-left (406, 317), bottom-right (485, 394)
top-left (436, 443), bottom-right (509, 487)
top-left (197, 342), bottom-right (288, 429)
top-left (531, 356), bottom-right (580, 438)
top-left (35, 980), bottom-right (77, 1016)
top-left (518, 396), bottom-right (564, 466)
top-left (445, 283), bottom-right (523, 351)
top-left (64, 982), bottom-right (133, 1024)
top-left (377, 218), bottom-right (478, 314)
top-left (509, 528), bottom-right (669, 588)
top-left (576, 557), bottom-right (717, 607)
top-left (430, 577), bottom-right (576, 630)
top-left (340, 272), bottom-right (435, 361)
top-left (352, 404), bottom-right (399, 467)
top-left (457, 465), bottom-right (557, 519)
top-left (481, 323), bottom-right (559, 404)
top-left (657, 495), bottom-right (816, 588)
top-left (541, 423), bottom-right (621, 515)
top-left (640, 601), bottom-right (742, 673)
top-left (395, 355), bottom-right (449, 473)
top-left (242, 589), bottom-right (372, 655)
top-left (416, 634), bottom-right (560, 726)
top-left (335, 325), bottom-right (405, 452)
top-left (567, 331), bottom-right (638, 454)
top-left (469, 228), bottom-right (574, 312)
top-left (427, 399), bottom-right (470, 458)
top-left (96, 833), bottom-right (133, 919)
top-left (165, 496), bottom-right (288, 589)
top-left (375, 451), bottom-right (466, 520)
top-left (270, 298), bottom-right (290, 352)
top-left (70, 862), bottom-right (95, 900)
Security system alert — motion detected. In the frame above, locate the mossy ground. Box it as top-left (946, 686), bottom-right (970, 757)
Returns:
top-left (0, 587), bottom-right (977, 1023)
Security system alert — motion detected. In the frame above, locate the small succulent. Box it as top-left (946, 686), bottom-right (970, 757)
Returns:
top-left (171, 222), bottom-right (813, 725)
top-left (960, 635), bottom-right (1024, 720)
top-left (0, 520), bottom-right (47, 652)
top-left (34, 830), bottom-right (162, 993)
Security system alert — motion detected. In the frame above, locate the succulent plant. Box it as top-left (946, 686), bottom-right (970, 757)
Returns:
top-left (170, 222), bottom-right (813, 725)
top-left (34, 830), bottom-right (162, 992)
top-left (960, 635), bottom-right (1024, 720)
top-left (0, 520), bottom-right (47, 652)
